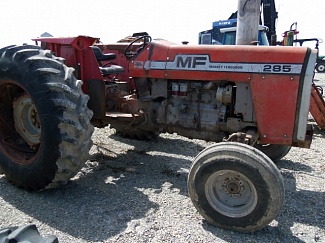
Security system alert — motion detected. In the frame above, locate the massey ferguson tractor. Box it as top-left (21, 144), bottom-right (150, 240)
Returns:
top-left (0, 33), bottom-right (322, 233)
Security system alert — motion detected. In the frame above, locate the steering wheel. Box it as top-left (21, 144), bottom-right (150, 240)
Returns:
top-left (124, 35), bottom-right (152, 58)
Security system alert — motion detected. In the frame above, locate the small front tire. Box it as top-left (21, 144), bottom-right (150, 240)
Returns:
top-left (316, 62), bottom-right (325, 73)
top-left (188, 142), bottom-right (284, 232)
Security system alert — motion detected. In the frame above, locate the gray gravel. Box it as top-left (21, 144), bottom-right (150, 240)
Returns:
top-left (1, 73), bottom-right (325, 243)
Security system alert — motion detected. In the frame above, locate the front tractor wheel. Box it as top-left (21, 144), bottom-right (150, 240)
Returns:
top-left (0, 45), bottom-right (94, 190)
top-left (188, 142), bottom-right (284, 232)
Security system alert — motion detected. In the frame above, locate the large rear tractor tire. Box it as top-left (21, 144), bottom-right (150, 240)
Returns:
top-left (253, 143), bottom-right (291, 162)
top-left (188, 142), bottom-right (284, 232)
top-left (0, 45), bottom-right (94, 190)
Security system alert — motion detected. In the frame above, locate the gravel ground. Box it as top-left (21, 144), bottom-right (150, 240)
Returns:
top-left (0, 73), bottom-right (325, 243)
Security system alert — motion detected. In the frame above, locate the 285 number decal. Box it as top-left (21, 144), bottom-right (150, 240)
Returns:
top-left (263, 65), bottom-right (292, 73)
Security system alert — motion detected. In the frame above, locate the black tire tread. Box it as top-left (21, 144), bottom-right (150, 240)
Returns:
top-left (253, 143), bottom-right (291, 162)
top-left (188, 142), bottom-right (284, 232)
top-left (0, 45), bottom-right (94, 190)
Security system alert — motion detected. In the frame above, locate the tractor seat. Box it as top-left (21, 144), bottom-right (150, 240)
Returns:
top-left (91, 46), bottom-right (125, 75)
top-left (99, 65), bottom-right (125, 75)
top-left (91, 46), bottom-right (116, 61)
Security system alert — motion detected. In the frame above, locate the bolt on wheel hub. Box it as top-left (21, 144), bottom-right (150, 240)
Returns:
top-left (205, 170), bottom-right (258, 217)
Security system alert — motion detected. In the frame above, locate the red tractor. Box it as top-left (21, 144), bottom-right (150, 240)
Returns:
top-left (0, 33), bottom-right (321, 232)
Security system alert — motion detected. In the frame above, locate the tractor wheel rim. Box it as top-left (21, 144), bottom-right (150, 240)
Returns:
top-left (13, 94), bottom-right (41, 147)
top-left (205, 169), bottom-right (258, 217)
top-left (318, 65), bottom-right (325, 72)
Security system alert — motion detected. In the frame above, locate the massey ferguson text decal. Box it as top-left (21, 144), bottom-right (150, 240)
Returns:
top-left (143, 54), bottom-right (303, 74)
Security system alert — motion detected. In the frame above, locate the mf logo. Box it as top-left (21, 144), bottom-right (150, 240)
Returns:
top-left (175, 55), bottom-right (208, 69)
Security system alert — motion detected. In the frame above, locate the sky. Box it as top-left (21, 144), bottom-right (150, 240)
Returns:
top-left (0, 0), bottom-right (324, 54)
